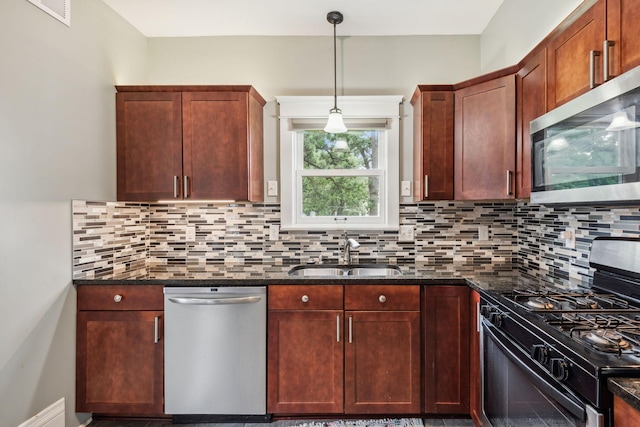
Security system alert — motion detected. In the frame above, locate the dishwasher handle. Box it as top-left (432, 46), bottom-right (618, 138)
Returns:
top-left (168, 295), bottom-right (262, 305)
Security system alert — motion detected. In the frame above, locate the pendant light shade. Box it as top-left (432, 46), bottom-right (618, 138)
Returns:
top-left (325, 108), bottom-right (348, 133)
top-left (324, 11), bottom-right (347, 134)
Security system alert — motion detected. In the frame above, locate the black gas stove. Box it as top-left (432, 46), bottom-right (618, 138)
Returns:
top-left (480, 237), bottom-right (640, 427)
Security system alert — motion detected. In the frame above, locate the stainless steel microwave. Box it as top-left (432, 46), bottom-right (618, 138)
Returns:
top-left (531, 65), bottom-right (640, 204)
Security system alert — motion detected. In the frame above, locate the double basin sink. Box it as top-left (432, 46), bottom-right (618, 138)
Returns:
top-left (288, 264), bottom-right (402, 277)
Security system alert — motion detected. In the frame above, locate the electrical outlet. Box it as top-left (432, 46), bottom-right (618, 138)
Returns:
top-left (269, 224), bottom-right (280, 241)
top-left (401, 181), bottom-right (411, 197)
top-left (267, 181), bottom-right (278, 197)
top-left (562, 227), bottom-right (576, 249)
top-left (185, 226), bottom-right (196, 242)
top-left (398, 225), bottom-right (414, 242)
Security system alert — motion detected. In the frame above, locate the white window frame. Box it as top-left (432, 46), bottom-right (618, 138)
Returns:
top-left (277, 95), bottom-right (402, 231)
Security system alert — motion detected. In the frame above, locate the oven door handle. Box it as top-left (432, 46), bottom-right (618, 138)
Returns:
top-left (482, 319), bottom-right (587, 421)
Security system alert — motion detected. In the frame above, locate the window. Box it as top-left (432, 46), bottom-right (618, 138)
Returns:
top-left (277, 96), bottom-right (402, 230)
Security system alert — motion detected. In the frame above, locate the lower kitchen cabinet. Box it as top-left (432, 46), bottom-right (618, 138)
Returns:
top-left (267, 285), bottom-right (344, 414)
top-left (268, 284), bottom-right (421, 415)
top-left (344, 285), bottom-right (421, 414)
top-left (613, 394), bottom-right (640, 427)
top-left (76, 285), bottom-right (164, 416)
top-left (423, 285), bottom-right (470, 414)
top-left (469, 290), bottom-right (482, 426)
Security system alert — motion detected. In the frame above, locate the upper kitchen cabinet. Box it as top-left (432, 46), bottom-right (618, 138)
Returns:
top-left (606, 0), bottom-right (640, 77)
top-left (454, 74), bottom-right (516, 200)
top-left (116, 86), bottom-right (265, 202)
top-left (411, 87), bottom-right (454, 201)
top-left (546, 0), bottom-right (606, 110)
top-left (516, 49), bottom-right (547, 199)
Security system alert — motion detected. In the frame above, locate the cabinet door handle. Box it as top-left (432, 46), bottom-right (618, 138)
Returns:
top-left (603, 40), bottom-right (614, 82)
top-left (424, 175), bottom-right (429, 198)
top-left (183, 176), bottom-right (189, 198)
top-left (301, 295), bottom-right (309, 303)
top-left (113, 294), bottom-right (122, 303)
top-left (154, 316), bottom-right (160, 344)
top-left (348, 316), bottom-right (353, 343)
top-left (590, 50), bottom-right (601, 89)
top-left (379, 295), bottom-right (387, 303)
top-left (506, 170), bottom-right (513, 196)
top-left (337, 314), bottom-right (341, 342)
top-left (173, 176), bottom-right (180, 198)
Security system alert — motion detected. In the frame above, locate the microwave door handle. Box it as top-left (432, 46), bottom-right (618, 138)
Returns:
top-left (482, 319), bottom-right (587, 421)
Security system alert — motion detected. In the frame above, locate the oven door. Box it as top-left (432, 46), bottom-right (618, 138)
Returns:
top-left (481, 318), bottom-right (605, 427)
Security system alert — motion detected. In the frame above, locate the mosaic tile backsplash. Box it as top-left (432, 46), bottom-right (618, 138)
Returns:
top-left (72, 199), bottom-right (640, 285)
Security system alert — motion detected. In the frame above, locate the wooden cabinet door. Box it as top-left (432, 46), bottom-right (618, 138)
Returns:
top-left (267, 310), bottom-right (344, 414)
top-left (614, 395), bottom-right (640, 427)
top-left (516, 50), bottom-right (547, 199)
top-left (423, 286), bottom-right (470, 414)
top-left (454, 75), bottom-right (516, 200)
top-left (412, 90), bottom-right (454, 201)
top-left (116, 92), bottom-right (183, 201)
top-left (182, 91), bottom-right (249, 200)
top-left (547, 0), bottom-right (606, 110)
top-left (345, 311), bottom-right (421, 414)
top-left (469, 290), bottom-right (483, 426)
top-left (607, 0), bottom-right (640, 78)
top-left (76, 310), bottom-right (164, 415)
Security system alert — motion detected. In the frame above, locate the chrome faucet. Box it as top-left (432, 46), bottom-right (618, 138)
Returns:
top-left (342, 232), bottom-right (360, 265)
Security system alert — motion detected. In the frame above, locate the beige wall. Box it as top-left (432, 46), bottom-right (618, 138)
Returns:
top-left (481, 0), bottom-right (584, 73)
top-left (0, 1), bottom-right (146, 426)
top-left (147, 35), bottom-right (482, 202)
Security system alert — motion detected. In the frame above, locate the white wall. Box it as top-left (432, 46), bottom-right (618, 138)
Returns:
top-left (0, 1), bottom-right (146, 426)
top-left (481, 0), bottom-right (584, 73)
top-left (147, 35), bottom-right (482, 202)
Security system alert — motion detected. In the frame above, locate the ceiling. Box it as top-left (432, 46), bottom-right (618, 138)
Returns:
top-left (101, 0), bottom-right (505, 37)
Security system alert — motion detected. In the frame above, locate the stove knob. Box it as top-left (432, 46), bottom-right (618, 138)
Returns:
top-left (531, 344), bottom-right (549, 365)
top-left (489, 312), bottom-right (504, 327)
top-left (550, 358), bottom-right (569, 381)
top-left (480, 305), bottom-right (493, 318)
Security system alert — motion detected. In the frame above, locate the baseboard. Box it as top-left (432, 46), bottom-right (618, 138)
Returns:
top-left (18, 398), bottom-right (65, 427)
top-left (78, 417), bottom-right (93, 427)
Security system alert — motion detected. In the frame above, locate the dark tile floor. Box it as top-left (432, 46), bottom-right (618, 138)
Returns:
top-left (88, 418), bottom-right (475, 427)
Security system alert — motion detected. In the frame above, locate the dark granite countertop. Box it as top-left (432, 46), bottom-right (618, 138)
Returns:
top-left (609, 378), bottom-right (640, 412)
top-left (73, 263), bottom-right (583, 294)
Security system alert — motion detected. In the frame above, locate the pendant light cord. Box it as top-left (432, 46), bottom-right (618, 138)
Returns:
top-left (332, 20), bottom-right (338, 111)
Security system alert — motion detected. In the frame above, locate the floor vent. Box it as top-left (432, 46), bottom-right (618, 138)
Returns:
top-left (27, 0), bottom-right (70, 26)
top-left (18, 398), bottom-right (65, 427)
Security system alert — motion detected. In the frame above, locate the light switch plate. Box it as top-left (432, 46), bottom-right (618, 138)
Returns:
top-left (185, 226), bottom-right (196, 242)
top-left (478, 225), bottom-right (489, 241)
top-left (267, 181), bottom-right (278, 197)
top-left (399, 225), bottom-right (414, 242)
top-left (269, 224), bottom-right (280, 241)
top-left (401, 181), bottom-right (411, 197)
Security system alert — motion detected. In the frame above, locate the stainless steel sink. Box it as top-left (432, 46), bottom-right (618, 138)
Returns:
top-left (347, 266), bottom-right (403, 276)
top-left (287, 264), bottom-right (402, 277)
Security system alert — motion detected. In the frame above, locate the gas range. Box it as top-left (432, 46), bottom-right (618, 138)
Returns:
top-left (480, 238), bottom-right (640, 427)
top-left (501, 288), bottom-right (640, 357)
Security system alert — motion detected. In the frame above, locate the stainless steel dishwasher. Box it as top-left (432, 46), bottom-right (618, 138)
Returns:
top-left (164, 286), bottom-right (267, 420)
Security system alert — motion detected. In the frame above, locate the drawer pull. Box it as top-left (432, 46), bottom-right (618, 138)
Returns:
top-left (113, 294), bottom-right (123, 303)
top-left (379, 295), bottom-right (387, 303)
top-left (301, 295), bottom-right (309, 303)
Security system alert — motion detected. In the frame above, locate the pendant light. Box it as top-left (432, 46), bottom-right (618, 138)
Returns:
top-left (324, 11), bottom-right (348, 134)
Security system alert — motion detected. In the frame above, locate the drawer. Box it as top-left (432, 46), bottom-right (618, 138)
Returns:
top-left (345, 285), bottom-right (420, 311)
top-left (269, 285), bottom-right (343, 310)
top-left (77, 285), bottom-right (164, 311)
